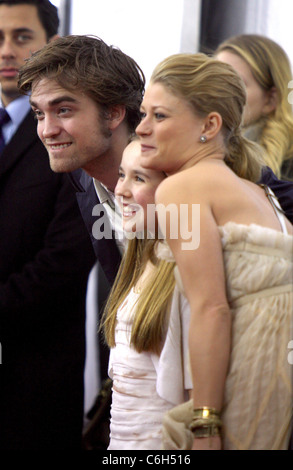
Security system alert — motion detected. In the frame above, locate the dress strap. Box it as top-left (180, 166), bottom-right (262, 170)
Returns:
top-left (260, 184), bottom-right (288, 235)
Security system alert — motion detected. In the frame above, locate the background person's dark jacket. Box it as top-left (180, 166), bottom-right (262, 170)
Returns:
top-left (0, 111), bottom-right (96, 450)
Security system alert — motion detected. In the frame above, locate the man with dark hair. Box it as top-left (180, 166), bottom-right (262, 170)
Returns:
top-left (18, 34), bottom-right (146, 448)
top-left (0, 0), bottom-right (60, 40)
top-left (0, 1), bottom-right (95, 450)
top-left (20, 35), bottom-right (145, 174)
top-left (19, 34), bottom-right (145, 282)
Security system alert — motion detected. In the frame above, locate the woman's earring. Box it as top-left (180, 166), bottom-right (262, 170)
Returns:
top-left (200, 135), bottom-right (207, 143)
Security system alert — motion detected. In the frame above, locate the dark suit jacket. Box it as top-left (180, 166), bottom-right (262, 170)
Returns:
top-left (0, 111), bottom-right (96, 450)
top-left (69, 169), bottom-right (121, 382)
top-left (69, 169), bottom-right (121, 285)
top-left (261, 167), bottom-right (293, 223)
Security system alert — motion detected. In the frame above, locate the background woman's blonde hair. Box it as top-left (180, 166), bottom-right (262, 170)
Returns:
top-left (215, 34), bottom-right (293, 180)
top-left (150, 52), bottom-right (265, 182)
top-left (102, 236), bottom-right (175, 354)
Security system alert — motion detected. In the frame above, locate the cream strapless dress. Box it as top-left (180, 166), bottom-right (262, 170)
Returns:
top-left (161, 220), bottom-right (293, 450)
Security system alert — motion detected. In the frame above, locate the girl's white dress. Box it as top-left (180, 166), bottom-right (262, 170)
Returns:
top-left (108, 287), bottom-right (192, 450)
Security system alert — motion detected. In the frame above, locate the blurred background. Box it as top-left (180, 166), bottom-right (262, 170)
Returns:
top-left (51, 0), bottom-right (293, 85)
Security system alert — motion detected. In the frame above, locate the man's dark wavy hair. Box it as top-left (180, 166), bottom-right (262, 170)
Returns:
top-left (18, 35), bottom-right (146, 133)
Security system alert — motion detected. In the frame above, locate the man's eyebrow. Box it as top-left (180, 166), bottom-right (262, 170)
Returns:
top-left (12, 27), bottom-right (35, 35)
top-left (30, 96), bottom-right (78, 108)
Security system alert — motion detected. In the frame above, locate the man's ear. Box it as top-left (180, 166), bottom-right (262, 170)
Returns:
top-left (107, 105), bottom-right (127, 130)
top-left (48, 34), bottom-right (60, 43)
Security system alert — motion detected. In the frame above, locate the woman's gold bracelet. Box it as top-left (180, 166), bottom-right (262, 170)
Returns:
top-left (189, 406), bottom-right (222, 438)
top-left (191, 423), bottom-right (221, 438)
top-left (193, 406), bottom-right (220, 418)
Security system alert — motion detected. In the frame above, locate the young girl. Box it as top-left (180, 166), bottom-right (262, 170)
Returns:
top-left (102, 139), bottom-right (192, 450)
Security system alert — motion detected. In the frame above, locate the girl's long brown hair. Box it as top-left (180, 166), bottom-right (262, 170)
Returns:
top-left (101, 236), bottom-right (175, 355)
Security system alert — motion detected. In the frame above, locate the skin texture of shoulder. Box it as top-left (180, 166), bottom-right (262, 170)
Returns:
top-left (155, 159), bottom-right (227, 208)
top-left (156, 159), bottom-right (293, 234)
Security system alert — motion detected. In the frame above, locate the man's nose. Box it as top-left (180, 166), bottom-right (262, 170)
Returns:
top-left (40, 115), bottom-right (61, 139)
top-left (0, 38), bottom-right (17, 60)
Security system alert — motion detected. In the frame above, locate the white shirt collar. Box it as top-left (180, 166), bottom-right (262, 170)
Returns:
top-left (4, 95), bottom-right (31, 127)
top-left (93, 178), bottom-right (126, 253)
top-left (1, 95), bottom-right (31, 144)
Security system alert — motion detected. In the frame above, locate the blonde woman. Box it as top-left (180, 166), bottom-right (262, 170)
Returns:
top-left (102, 139), bottom-right (192, 450)
top-left (216, 34), bottom-right (293, 180)
top-left (136, 53), bottom-right (293, 450)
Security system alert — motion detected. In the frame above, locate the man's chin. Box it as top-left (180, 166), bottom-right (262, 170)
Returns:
top-left (1, 85), bottom-right (20, 104)
top-left (49, 158), bottom-right (74, 174)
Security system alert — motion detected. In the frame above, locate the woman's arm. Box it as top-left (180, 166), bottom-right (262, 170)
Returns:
top-left (156, 172), bottom-right (231, 449)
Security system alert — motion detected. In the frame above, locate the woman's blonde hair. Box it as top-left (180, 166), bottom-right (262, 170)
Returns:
top-left (150, 52), bottom-right (265, 182)
top-left (102, 236), bottom-right (175, 354)
top-left (216, 34), bottom-right (293, 179)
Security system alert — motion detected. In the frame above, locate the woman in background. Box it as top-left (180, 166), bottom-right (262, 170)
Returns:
top-left (216, 34), bottom-right (293, 180)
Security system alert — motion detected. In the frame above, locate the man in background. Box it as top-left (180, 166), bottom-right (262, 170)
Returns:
top-left (0, 0), bottom-right (95, 449)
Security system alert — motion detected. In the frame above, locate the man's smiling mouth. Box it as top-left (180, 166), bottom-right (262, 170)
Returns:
top-left (49, 143), bottom-right (72, 150)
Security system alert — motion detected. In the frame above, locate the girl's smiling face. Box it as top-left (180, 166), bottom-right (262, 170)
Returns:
top-left (115, 139), bottom-right (166, 233)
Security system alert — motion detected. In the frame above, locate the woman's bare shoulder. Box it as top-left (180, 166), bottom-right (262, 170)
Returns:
top-left (155, 161), bottom-right (231, 204)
